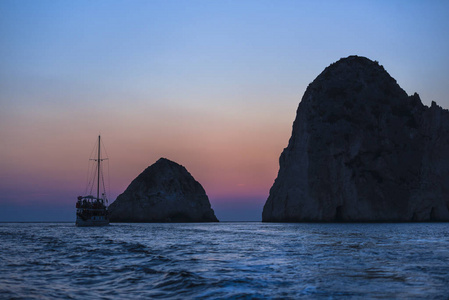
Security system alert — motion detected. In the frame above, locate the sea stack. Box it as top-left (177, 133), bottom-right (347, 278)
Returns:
top-left (263, 55), bottom-right (449, 222)
top-left (109, 158), bottom-right (218, 222)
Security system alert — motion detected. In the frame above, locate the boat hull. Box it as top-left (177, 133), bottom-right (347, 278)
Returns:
top-left (76, 217), bottom-right (109, 227)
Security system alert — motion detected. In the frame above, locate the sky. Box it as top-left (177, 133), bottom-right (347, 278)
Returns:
top-left (1, 0), bottom-right (448, 222)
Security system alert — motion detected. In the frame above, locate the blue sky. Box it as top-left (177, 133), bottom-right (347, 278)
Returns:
top-left (1, 0), bottom-right (448, 221)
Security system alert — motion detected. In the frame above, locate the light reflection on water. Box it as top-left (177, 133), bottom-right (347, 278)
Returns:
top-left (0, 222), bottom-right (448, 299)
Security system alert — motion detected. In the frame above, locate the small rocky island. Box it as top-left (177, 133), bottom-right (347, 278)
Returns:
top-left (109, 158), bottom-right (218, 222)
top-left (263, 55), bottom-right (449, 222)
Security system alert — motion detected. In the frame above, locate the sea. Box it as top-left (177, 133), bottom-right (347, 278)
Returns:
top-left (0, 222), bottom-right (448, 299)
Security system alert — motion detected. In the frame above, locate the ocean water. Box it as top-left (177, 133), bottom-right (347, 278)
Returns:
top-left (0, 223), bottom-right (448, 299)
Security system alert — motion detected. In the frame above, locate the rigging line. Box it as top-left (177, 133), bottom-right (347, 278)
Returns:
top-left (107, 158), bottom-right (110, 204)
top-left (101, 163), bottom-right (107, 200)
top-left (100, 136), bottom-right (109, 160)
top-left (86, 157), bottom-right (95, 195)
top-left (85, 137), bottom-right (100, 195)
top-left (88, 163), bottom-right (97, 196)
top-left (99, 135), bottom-right (110, 203)
top-left (88, 137), bottom-right (97, 161)
top-left (84, 158), bottom-right (91, 195)
top-left (93, 164), bottom-right (98, 195)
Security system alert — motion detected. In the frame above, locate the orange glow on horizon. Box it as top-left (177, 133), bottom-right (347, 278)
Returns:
top-left (0, 99), bottom-right (294, 208)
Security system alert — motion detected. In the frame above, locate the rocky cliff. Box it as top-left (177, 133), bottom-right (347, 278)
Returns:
top-left (263, 55), bottom-right (449, 222)
top-left (109, 158), bottom-right (218, 222)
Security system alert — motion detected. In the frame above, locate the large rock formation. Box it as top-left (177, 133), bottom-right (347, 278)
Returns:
top-left (263, 55), bottom-right (449, 222)
top-left (109, 158), bottom-right (218, 222)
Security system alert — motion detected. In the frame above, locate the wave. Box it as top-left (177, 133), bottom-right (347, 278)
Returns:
top-left (0, 222), bottom-right (448, 299)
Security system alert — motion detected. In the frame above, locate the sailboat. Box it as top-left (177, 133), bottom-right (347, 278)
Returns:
top-left (76, 135), bottom-right (110, 227)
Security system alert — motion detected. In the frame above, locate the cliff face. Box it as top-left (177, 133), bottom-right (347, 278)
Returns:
top-left (263, 56), bottom-right (449, 222)
top-left (109, 158), bottom-right (218, 222)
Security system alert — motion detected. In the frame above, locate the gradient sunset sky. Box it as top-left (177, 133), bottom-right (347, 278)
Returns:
top-left (1, 0), bottom-right (449, 221)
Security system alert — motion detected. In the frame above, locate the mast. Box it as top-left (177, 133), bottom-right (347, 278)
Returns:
top-left (97, 135), bottom-right (101, 200)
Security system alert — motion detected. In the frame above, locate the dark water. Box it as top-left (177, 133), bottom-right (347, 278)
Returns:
top-left (0, 222), bottom-right (448, 299)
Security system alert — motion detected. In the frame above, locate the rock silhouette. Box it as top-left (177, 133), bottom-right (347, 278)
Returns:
top-left (109, 158), bottom-right (218, 222)
top-left (263, 55), bottom-right (449, 222)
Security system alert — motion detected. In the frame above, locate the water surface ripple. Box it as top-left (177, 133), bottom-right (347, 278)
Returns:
top-left (1, 222), bottom-right (448, 299)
